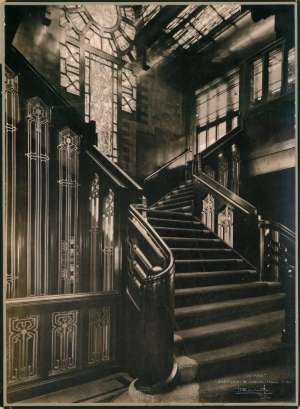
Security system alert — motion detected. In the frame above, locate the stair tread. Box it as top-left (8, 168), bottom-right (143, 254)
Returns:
top-left (175, 258), bottom-right (244, 263)
top-left (155, 226), bottom-right (207, 232)
top-left (175, 281), bottom-right (281, 297)
top-left (187, 334), bottom-right (285, 365)
top-left (163, 237), bottom-right (220, 242)
top-left (176, 269), bottom-right (257, 279)
top-left (171, 248), bottom-right (232, 252)
top-left (176, 310), bottom-right (284, 341)
top-left (149, 218), bottom-right (201, 225)
top-left (148, 210), bottom-right (192, 217)
top-left (158, 195), bottom-right (194, 205)
top-left (175, 292), bottom-right (285, 317)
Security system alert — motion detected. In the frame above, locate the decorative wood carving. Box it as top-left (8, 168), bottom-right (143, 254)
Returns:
top-left (88, 306), bottom-right (112, 364)
top-left (8, 315), bottom-right (40, 384)
top-left (26, 97), bottom-right (51, 296)
top-left (57, 128), bottom-right (80, 294)
top-left (202, 193), bottom-right (215, 231)
top-left (50, 310), bottom-right (78, 374)
top-left (218, 206), bottom-right (234, 246)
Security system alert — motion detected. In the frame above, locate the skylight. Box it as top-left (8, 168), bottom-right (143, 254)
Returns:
top-left (165, 5), bottom-right (241, 50)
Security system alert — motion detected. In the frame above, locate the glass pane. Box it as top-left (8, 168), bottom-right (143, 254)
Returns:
top-left (250, 58), bottom-right (263, 103)
top-left (288, 48), bottom-right (295, 88)
top-left (228, 70), bottom-right (239, 111)
top-left (268, 48), bottom-right (283, 96)
top-left (198, 130), bottom-right (207, 152)
top-left (207, 126), bottom-right (216, 146)
top-left (217, 82), bottom-right (227, 118)
top-left (217, 121), bottom-right (227, 139)
top-left (232, 115), bottom-right (239, 129)
top-left (208, 87), bottom-right (217, 122)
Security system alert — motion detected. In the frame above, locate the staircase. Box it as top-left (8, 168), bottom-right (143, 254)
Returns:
top-left (148, 181), bottom-right (286, 383)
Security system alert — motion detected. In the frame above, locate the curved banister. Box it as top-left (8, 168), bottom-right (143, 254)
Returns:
top-left (193, 171), bottom-right (257, 215)
top-left (128, 205), bottom-right (175, 282)
top-left (144, 148), bottom-right (190, 182)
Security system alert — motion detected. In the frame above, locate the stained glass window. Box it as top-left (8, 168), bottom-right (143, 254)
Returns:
top-left (122, 66), bottom-right (137, 113)
top-left (85, 52), bottom-right (118, 162)
top-left (287, 48), bottom-right (295, 89)
top-left (60, 42), bottom-right (80, 96)
top-left (60, 5), bottom-right (137, 162)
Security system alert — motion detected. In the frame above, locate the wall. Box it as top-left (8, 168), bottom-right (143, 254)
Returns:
top-left (135, 58), bottom-right (188, 182)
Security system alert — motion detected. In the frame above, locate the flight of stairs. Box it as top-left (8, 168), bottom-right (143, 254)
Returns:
top-left (148, 181), bottom-right (286, 383)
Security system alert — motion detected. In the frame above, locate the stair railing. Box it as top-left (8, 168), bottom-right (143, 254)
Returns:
top-left (143, 148), bottom-right (191, 204)
top-left (193, 170), bottom-right (296, 347)
top-left (258, 219), bottom-right (295, 345)
top-left (126, 204), bottom-right (177, 393)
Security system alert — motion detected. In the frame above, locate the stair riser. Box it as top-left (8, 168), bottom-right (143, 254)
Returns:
top-left (154, 202), bottom-right (193, 211)
top-left (164, 239), bottom-right (226, 249)
top-left (148, 211), bottom-right (193, 221)
top-left (163, 190), bottom-right (194, 202)
top-left (157, 229), bottom-right (212, 238)
top-left (149, 219), bottom-right (201, 229)
top-left (175, 272), bottom-right (257, 288)
top-left (173, 250), bottom-right (235, 260)
top-left (175, 297), bottom-right (285, 330)
top-left (175, 260), bottom-right (247, 272)
top-left (157, 194), bottom-right (194, 206)
top-left (175, 285), bottom-right (281, 307)
top-left (175, 317), bottom-right (284, 354)
top-left (196, 345), bottom-right (286, 382)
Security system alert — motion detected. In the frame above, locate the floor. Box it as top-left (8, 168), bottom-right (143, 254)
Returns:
top-left (19, 362), bottom-right (295, 404)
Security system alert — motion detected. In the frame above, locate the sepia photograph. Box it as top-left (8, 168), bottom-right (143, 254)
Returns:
top-left (2, 1), bottom-right (297, 405)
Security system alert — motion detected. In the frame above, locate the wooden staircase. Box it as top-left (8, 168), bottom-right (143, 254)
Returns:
top-left (148, 181), bottom-right (286, 383)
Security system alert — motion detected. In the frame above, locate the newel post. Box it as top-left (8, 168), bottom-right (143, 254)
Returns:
top-left (135, 266), bottom-right (177, 394)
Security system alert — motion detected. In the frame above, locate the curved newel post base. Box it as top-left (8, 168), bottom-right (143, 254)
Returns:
top-left (134, 359), bottom-right (178, 395)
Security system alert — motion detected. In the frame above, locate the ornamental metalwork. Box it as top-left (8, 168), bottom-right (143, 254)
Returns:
top-left (8, 315), bottom-right (40, 384)
top-left (50, 310), bottom-right (78, 374)
top-left (26, 97), bottom-right (51, 296)
top-left (57, 128), bottom-right (80, 294)
top-left (88, 306), bottom-right (112, 364)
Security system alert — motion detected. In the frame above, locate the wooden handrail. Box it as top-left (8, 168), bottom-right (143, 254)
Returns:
top-left (260, 219), bottom-right (295, 242)
top-left (128, 205), bottom-right (174, 282)
top-left (87, 146), bottom-right (143, 194)
top-left (194, 171), bottom-right (257, 215)
top-left (144, 148), bottom-right (190, 182)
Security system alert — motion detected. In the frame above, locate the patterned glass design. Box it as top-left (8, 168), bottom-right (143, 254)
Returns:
top-left (8, 315), bottom-right (40, 384)
top-left (60, 42), bottom-right (80, 96)
top-left (165, 5), bottom-right (241, 50)
top-left (5, 69), bottom-right (19, 299)
top-left (122, 66), bottom-right (137, 113)
top-left (57, 128), bottom-right (80, 294)
top-left (26, 97), bottom-right (51, 296)
top-left (85, 53), bottom-right (118, 162)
